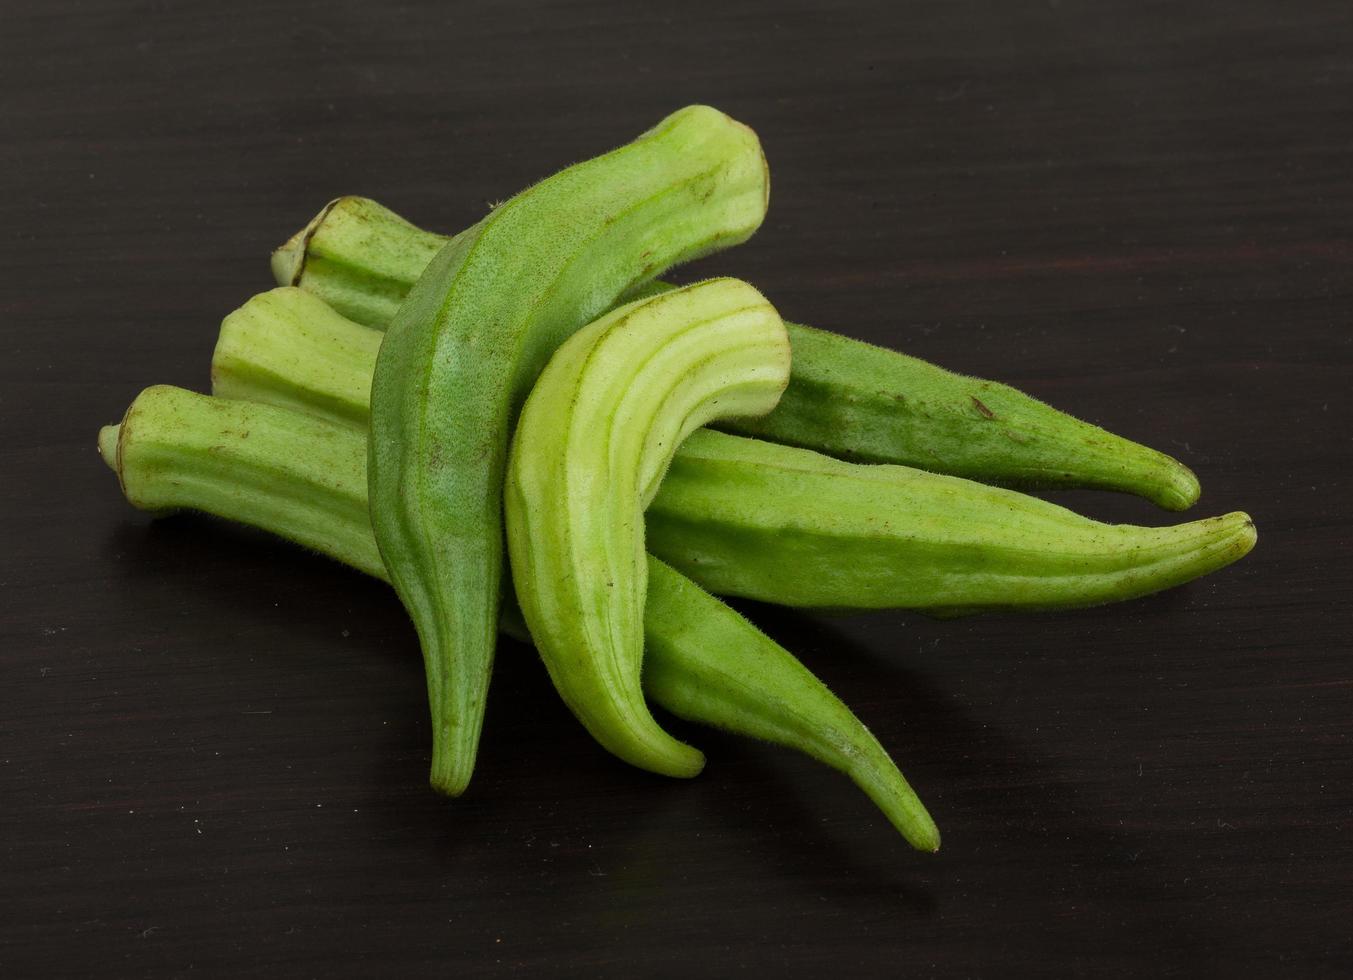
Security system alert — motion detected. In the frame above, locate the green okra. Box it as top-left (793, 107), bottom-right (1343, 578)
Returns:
top-left (98, 386), bottom-right (940, 851)
top-left (213, 286), bottom-right (380, 429)
top-left (367, 105), bottom-right (769, 795)
top-left (641, 558), bottom-right (937, 850)
top-left (648, 429), bottom-right (1253, 614)
top-left (214, 287), bottom-right (1256, 615)
top-left (100, 387), bottom-right (380, 578)
top-left (506, 279), bottom-right (792, 778)
top-left (273, 195), bottom-right (1199, 511)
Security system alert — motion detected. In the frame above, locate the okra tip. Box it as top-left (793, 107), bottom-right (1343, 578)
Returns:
top-left (429, 738), bottom-right (477, 798)
top-left (1197, 510), bottom-right (1257, 560)
top-left (1226, 510), bottom-right (1258, 555)
top-left (851, 750), bottom-right (941, 851)
top-left (1154, 459), bottom-right (1202, 512)
top-left (878, 786), bottom-right (940, 852)
top-left (916, 817), bottom-right (941, 854)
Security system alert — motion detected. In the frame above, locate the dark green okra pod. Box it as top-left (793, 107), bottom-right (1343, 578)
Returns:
top-left (98, 386), bottom-right (939, 851)
top-left (506, 279), bottom-right (791, 777)
top-left (368, 106), bottom-right (769, 794)
top-left (274, 195), bottom-right (1199, 510)
top-left (215, 288), bottom-right (1255, 615)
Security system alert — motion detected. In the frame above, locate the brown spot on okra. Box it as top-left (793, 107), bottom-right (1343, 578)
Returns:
top-left (971, 396), bottom-right (996, 419)
top-left (425, 439), bottom-right (445, 472)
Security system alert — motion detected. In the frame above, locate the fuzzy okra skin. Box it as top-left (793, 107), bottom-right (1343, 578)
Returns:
top-left (274, 195), bottom-right (1199, 511)
top-left (213, 286), bottom-right (380, 429)
top-left (650, 429), bottom-right (1254, 614)
top-left (101, 386), bottom-right (379, 576)
top-left (367, 105), bottom-right (769, 795)
top-left (214, 287), bottom-right (1256, 614)
top-left (506, 279), bottom-right (791, 778)
top-left (98, 386), bottom-right (939, 851)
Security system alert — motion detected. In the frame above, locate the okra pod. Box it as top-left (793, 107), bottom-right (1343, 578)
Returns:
top-left (274, 195), bottom-right (1199, 510)
top-left (215, 288), bottom-right (1255, 614)
top-left (650, 429), bottom-right (1253, 614)
top-left (367, 106), bottom-right (769, 794)
top-left (506, 279), bottom-right (791, 777)
top-left (98, 387), bottom-right (940, 851)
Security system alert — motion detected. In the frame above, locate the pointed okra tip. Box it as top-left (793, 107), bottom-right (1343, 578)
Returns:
top-left (921, 825), bottom-right (942, 855)
top-left (878, 776), bottom-right (941, 853)
top-left (428, 730), bottom-right (479, 799)
top-left (903, 807), bottom-right (942, 854)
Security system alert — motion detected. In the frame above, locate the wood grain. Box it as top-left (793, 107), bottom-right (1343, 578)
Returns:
top-left (2, 0), bottom-right (1350, 975)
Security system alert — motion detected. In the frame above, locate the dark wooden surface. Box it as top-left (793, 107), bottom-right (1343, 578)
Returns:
top-left (3, 1), bottom-right (1350, 975)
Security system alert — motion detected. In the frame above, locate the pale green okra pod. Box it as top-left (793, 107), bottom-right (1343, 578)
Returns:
top-left (214, 287), bottom-right (1256, 616)
top-left (506, 279), bottom-right (792, 778)
top-left (367, 105), bottom-right (770, 795)
top-left (98, 386), bottom-right (940, 851)
top-left (273, 196), bottom-right (1200, 510)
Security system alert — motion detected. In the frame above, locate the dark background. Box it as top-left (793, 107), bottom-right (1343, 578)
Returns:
top-left (3, 0), bottom-right (1350, 975)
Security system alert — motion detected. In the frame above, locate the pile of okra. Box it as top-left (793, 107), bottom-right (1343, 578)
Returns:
top-left (99, 106), bottom-right (1256, 851)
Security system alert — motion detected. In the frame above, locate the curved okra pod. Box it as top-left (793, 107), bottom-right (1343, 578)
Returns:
top-left (274, 195), bottom-right (1199, 511)
top-left (213, 287), bottom-right (1255, 615)
top-left (367, 106), bottom-right (769, 794)
top-left (641, 560), bottom-right (937, 849)
top-left (505, 279), bottom-right (791, 778)
top-left (98, 386), bottom-right (939, 850)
